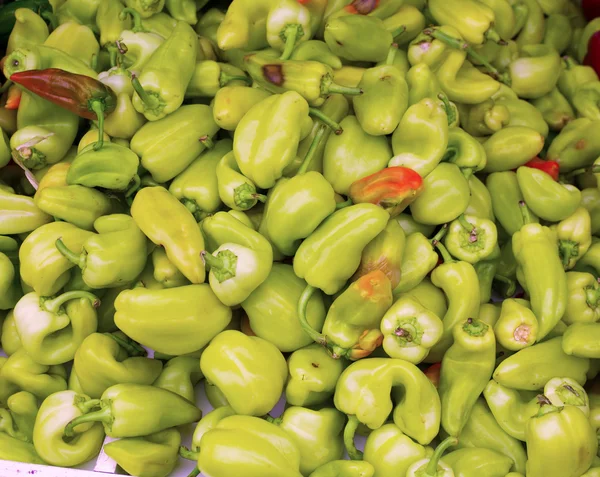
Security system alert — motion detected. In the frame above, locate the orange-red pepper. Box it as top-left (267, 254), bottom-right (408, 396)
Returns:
top-left (523, 157), bottom-right (560, 181)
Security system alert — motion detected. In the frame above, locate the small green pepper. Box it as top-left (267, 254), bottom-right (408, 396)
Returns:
top-left (443, 214), bottom-right (498, 264)
top-left (552, 207), bottom-right (593, 270)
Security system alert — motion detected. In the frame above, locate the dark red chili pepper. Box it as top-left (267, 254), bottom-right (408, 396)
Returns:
top-left (10, 68), bottom-right (117, 150)
top-left (584, 31), bottom-right (600, 77)
top-left (348, 166), bottom-right (424, 217)
top-left (582, 0), bottom-right (600, 22)
top-left (523, 157), bottom-right (560, 181)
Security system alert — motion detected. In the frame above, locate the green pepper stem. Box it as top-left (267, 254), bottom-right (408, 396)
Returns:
top-left (219, 72), bottom-right (251, 87)
top-left (425, 436), bottom-right (458, 476)
top-left (518, 200), bottom-right (532, 225)
top-left (55, 238), bottom-right (86, 269)
top-left (536, 394), bottom-right (560, 417)
top-left (41, 11), bottom-right (59, 30)
top-left (64, 405), bottom-right (112, 437)
top-left (88, 101), bottom-right (106, 151)
top-left (187, 468), bottom-right (201, 477)
top-left (425, 28), bottom-right (511, 85)
top-left (179, 446), bottom-right (200, 461)
top-left (279, 24), bottom-right (303, 61)
top-left (125, 174), bottom-right (141, 198)
top-left (297, 284), bottom-right (328, 346)
top-left (430, 223), bottom-right (448, 245)
top-left (559, 240), bottom-right (579, 269)
top-left (201, 250), bottom-right (224, 270)
top-left (585, 285), bottom-right (600, 308)
top-left (131, 76), bottom-right (160, 110)
top-left (42, 290), bottom-right (101, 314)
top-left (484, 28), bottom-right (505, 45)
top-left (77, 399), bottom-right (102, 414)
top-left (0, 409), bottom-right (27, 442)
top-left (437, 93), bottom-right (457, 126)
top-left (119, 7), bottom-right (146, 33)
top-left (494, 274), bottom-right (516, 297)
top-left (308, 108), bottom-right (344, 135)
top-left (322, 75), bottom-right (363, 97)
top-left (461, 168), bottom-right (474, 180)
top-left (389, 26), bottom-right (407, 39)
top-left (434, 241), bottom-right (455, 264)
top-left (386, 43), bottom-right (399, 66)
top-left (264, 414), bottom-right (283, 425)
top-left (343, 416), bottom-right (363, 461)
top-left (457, 214), bottom-right (475, 233)
top-left (562, 56), bottom-right (578, 70)
top-left (199, 135), bottom-right (214, 150)
top-left (297, 125), bottom-right (327, 176)
top-left (106, 333), bottom-right (147, 357)
top-left (335, 198), bottom-right (353, 209)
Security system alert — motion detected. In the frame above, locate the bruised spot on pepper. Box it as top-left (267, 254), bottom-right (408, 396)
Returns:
top-left (576, 139), bottom-right (587, 150)
top-left (262, 65), bottom-right (285, 86)
top-left (345, 0), bottom-right (380, 15)
top-left (311, 362), bottom-right (320, 368)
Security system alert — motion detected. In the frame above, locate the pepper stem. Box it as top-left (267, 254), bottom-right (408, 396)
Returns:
top-left (42, 290), bottom-right (100, 314)
top-left (297, 284), bottom-right (328, 346)
top-left (308, 108), bottom-right (343, 135)
top-left (64, 405), bottom-right (112, 437)
top-left (119, 7), bottom-right (147, 33)
top-left (335, 198), bottom-right (353, 209)
top-left (559, 240), bottom-right (579, 269)
top-left (518, 200), bottom-right (532, 225)
top-left (279, 24), bottom-right (303, 61)
top-left (437, 93), bottom-right (457, 126)
top-left (457, 214), bottom-right (475, 233)
top-left (425, 28), bottom-right (510, 85)
top-left (125, 174), bottom-right (141, 198)
top-left (425, 436), bottom-right (458, 476)
top-left (390, 26), bottom-right (407, 39)
top-left (179, 446), bottom-right (200, 461)
top-left (322, 75), bottom-right (363, 97)
top-left (106, 333), bottom-right (146, 357)
top-left (434, 241), bottom-right (455, 264)
top-left (386, 43), bottom-right (399, 66)
top-left (131, 76), bottom-right (160, 110)
top-left (55, 238), bottom-right (86, 269)
top-left (297, 125), bottom-right (327, 176)
top-left (494, 274), bottom-right (516, 297)
top-left (430, 223), bottom-right (449, 245)
top-left (187, 468), bottom-right (201, 477)
top-left (484, 28), bottom-right (505, 45)
top-left (0, 80), bottom-right (12, 94)
top-left (219, 72), bottom-right (251, 87)
top-left (536, 394), bottom-right (560, 417)
top-left (89, 101), bottom-right (107, 151)
top-left (199, 135), bottom-right (214, 150)
top-left (201, 250), bottom-right (238, 283)
top-left (343, 415), bottom-right (363, 460)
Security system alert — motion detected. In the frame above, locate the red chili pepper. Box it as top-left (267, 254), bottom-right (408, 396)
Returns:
top-left (523, 157), bottom-right (560, 181)
top-left (584, 31), bottom-right (600, 77)
top-left (10, 68), bottom-right (117, 150)
top-left (4, 85), bottom-right (21, 110)
top-left (348, 166), bottom-right (424, 217)
top-left (582, 0), bottom-right (600, 21)
top-left (424, 362), bottom-right (441, 388)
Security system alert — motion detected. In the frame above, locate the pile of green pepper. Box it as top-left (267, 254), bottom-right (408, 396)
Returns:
top-left (2, 0), bottom-right (600, 476)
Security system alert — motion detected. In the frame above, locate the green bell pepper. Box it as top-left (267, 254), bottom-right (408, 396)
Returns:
top-left (0, 252), bottom-right (22, 311)
top-left (6, 7), bottom-right (49, 55)
top-left (216, 151), bottom-right (266, 212)
top-left (552, 207), bottom-right (593, 270)
top-left (393, 232), bottom-right (441, 294)
top-left (494, 298), bottom-right (538, 351)
top-left (153, 356), bottom-right (202, 403)
top-left (309, 460), bottom-right (375, 477)
top-left (290, 40), bottom-right (342, 69)
top-left (150, 247), bottom-right (189, 289)
top-left (429, 0), bottom-right (499, 44)
top-left (200, 330), bottom-right (287, 416)
top-left (405, 436), bottom-right (458, 477)
top-left (443, 127), bottom-right (487, 175)
top-left (396, 277), bottom-right (449, 320)
top-left (104, 428), bottom-right (181, 477)
top-left (443, 448), bottom-right (513, 477)
top-left (114, 284), bottom-right (231, 355)
top-left (581, 188), bottom-right (600, 235)
top-left (32, 390), bottom-right (105, 467)
top-left (563, 323), bottom-right (600, 359)
top-left (186, 60), bottom-right (249, 98)
top-left (564, 271), bottom-right (600, 324)
top-left (546, 118), bottom-right (600, 173)
top-left (508, 45), bottom-right (562, 99)
top-left (443, 214), bottom-right (497, 264)
top-left (482, 127), bottom-right (545, 173)
top-left (73, 332), bottom-right (162, 399)
top-left (530, 88), bottom-right (575, 132)
top-left (212, 85), bottom-right (271, 131)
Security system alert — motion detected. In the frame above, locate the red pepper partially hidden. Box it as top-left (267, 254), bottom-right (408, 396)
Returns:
top-left (10, 68), bottom-right (117, 150)
top-left (523, 157), bottom-right (560, 181)
top-left (4, 85), bottom-right (21, 110)
top-left (424, 362), bottom-right (441, 388)
top-left (344, 0), bottom-right (380, 14)
top-left (584, 31), bottom-right (600, 77)
top-left (348, 166), bottom-right (424, 217)
top-left (583, 0), bottom-right (600, 21)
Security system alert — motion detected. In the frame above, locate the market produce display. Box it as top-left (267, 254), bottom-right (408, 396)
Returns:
top-left (2, 0), bottom-right (600, 476)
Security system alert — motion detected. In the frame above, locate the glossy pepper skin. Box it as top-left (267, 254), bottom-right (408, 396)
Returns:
top-left (0, 188), bottom-right (51, 235)
top-left (309, 460), bottom-right (374, 477)
top-left (153, 356), bottom-right (202, 403)
top-left (242, 264), bottom-right (326, 353)
top-left (286, 343), bottom-right (345, 408)
top-left (457, 397), bottom-right (527, 473)
top-left (493, 337), bottom-right (590, 391)
top-left (512, 213), bottom-right (568, 340)
top-left (131, 186), bottom-right (206, 284)
top-left (55, 214), bottom-right (148, 289)
top-left (439, 318), bottom-right (496, 437)
top-left (389, 98), bottom-right (449, 179)
top-left (525, 397), bottom-right (597, 477)
top-left (73, 332), bottom-right (162, 399)
top-left (552, 207), bottom-right (593, 270)
top-left (5, 7), bottom-right (49, 55)
top-left (563, 271), bottom-right (600, 324)
top-left (405, 436), bottom-right (458, 477)
top-left (200, 330), bottom-right (287, 416)
top-left (380, 296), bottom-right (444, 364)
top-left (114, 284), bottom-right (231, 356)
top-left (429, 0), bottom-right (498, 44)
top-left (234, 91), bottom-right (310, 189)
top-left (334, 358), bottom-right (441, 445)
top-left (443, 448), bottom-right (513, 477)
top-left (212, 86), bottom-right (272, 131)
top-left (103, 428), bottom-right (181, 477)
top-left (131, 21), bottom-right (197, 121)
top-left (546, 118), bottom-right (600, 172)
top-left (443, 214), bottom-right (498, 264)
top-left (530, 88), bottom-right (575, 132)
top-left (63, 383), bottom-right (201, 438)
top-left (216, 151), bottom-right (266, 212)
top-left (196, 415), bottom-right (303, 477)
top-left (481, 127), bottom-right (545, 173)
top-left (294, 204), bottom-right (389, 295)
top-left (4, 44), bottom-right (98, 79)
top-left (494, 298), bottom-right (539, 351)
top-left (563, 322), bottom-right (600, 358)
top-left (131, 104), bottom-right (219, 183)
top-left (32, 390), bottom-right (105, 467)
top-left (13, 290), bottom-right (98, 366)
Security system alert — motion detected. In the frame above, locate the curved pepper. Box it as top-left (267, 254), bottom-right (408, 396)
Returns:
top-left (493, 337), bottom-right (590, 390)
top-left (43, 23), bottom-right (99, 71)
top-left (130, 186), bottom-right (206, 284)
top-left (0, 188), bottom-right (52, 235)
top-left (546, 118), bottom-right (600, 172)
top-left (96, 0), bottom-right (132, 47)
top-left (393, 232), bottom-right (439, 294)
top-left (200, 330), bottom-right (287, 416)
top-left (212, 86), bottom-right (272, 131)
top-left (168, 139), bottom-right (230, 221)
top-left (363, 423), bottom-right (429, 477)
top-left (186, 60), bottom-right (249, 98)
top-left (114, 284), bottom-right (231, 355)
top-left (32, 390), bottom-right (105, 467)
top-left (465, 175), bottom-right (495, 221)
top-left (389, 98), bottom-right (448, 178)
top-left (429, 0), bottom-right (500, 44)
top-left (294, 203), bottom-right (389, 295)
top-left (104, 428), bottom-right (180, 477)
top-left (405, 436), bottom-right (458, 477)
top-left (149, 249), bottom-right (189, 288)
top-left (494, 298), bottom-right (538, 351)
top-left (19, 221), bottom-right (94, 296)
top-left (285, 343), bottom-right (345, 407)
top-left (443, 127), bottom-right (487, 174)
top-left (581, 188), bottom-right (600, 235)
top-left (63, 383), bottom-right (201, 438)
top-left (481, 126), bottom-right (545, 173)
top-left (564, 271), bottom-right (600, 324)
top-left (6, 7), bottom-right (49, 55)
top-left (4, 45), bottom-right (98, 79)
top-left (242, 264), bottom-right (326, 352)
top-left (153, 355), bottom-right (202, 403)
top-left (216, 151), bottom-right (266, 212)
top-left (73, 332), bottom-right (162, 399)
top-left (530, 88), bottom-right (575, 131)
